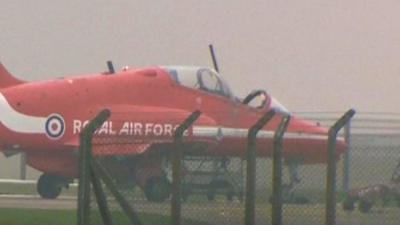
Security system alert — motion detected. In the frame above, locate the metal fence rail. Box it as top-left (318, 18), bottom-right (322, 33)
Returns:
top-left (73, 109), bottom-right (400, 225)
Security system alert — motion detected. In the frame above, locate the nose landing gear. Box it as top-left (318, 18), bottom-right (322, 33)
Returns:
top-left (269, 160), bottom-right (309, 204)
top-left (144, 176), bottom-right (171, 203)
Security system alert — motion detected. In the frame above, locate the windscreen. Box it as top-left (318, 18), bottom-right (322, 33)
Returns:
top-left (163, 66), bottom-right (233, 98)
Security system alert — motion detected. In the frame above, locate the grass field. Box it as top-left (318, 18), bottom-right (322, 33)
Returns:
top-left (1, 204), bottom-right (400, 225)
top-left (0, 208), bottom-right (210, 225)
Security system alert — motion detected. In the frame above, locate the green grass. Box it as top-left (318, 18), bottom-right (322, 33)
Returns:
top-left (0, 202), bottom-right (399, 225)
top-left (0, 208), bottom-right (209, 225)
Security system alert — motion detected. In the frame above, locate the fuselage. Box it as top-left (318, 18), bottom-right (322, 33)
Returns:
top-left (0, 66), bottom-right (345, 177)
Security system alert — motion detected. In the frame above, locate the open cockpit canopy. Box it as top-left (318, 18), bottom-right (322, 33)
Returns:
top-left (163, 66), bottom-right (233, 98)
top-left (163, 66), bottom-right (289, 114)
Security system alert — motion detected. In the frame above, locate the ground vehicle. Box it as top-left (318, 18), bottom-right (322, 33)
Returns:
top-left (343, 161), bottom-right (400, 213)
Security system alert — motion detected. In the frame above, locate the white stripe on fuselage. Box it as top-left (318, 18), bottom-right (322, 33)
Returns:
top-left (0, 93), bottom-right (46, 133)
top-left (192, 126), bottom-right (333, 141)
top-left (0, 92), bottom-right (332, 141)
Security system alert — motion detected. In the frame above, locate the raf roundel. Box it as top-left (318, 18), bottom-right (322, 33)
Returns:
top-left (45, 114), bottom-right (65, 139)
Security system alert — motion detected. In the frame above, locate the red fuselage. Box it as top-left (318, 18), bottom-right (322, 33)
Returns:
top-left (0, 66), bottom-right (346, 178)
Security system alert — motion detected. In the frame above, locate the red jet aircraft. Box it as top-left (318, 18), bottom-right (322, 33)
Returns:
top-left (0, 62), bottom-right (346, 201)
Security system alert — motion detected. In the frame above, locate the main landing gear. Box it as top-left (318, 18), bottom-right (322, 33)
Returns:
top-left (270, 161), bottom-right (309, 204)
top-left (144, 175), bottom-right (171, 203)
top-left (132, 156), bottom-right (172, 203)
top-left (37, 174), bottom-right (70, 199)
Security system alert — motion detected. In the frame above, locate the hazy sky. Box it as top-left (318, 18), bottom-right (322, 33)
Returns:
top-left (1, 1), bottom-right (400, 113)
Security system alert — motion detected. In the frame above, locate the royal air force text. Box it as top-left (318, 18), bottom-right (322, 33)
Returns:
top-left (73, 120), bottom-right (179, 136)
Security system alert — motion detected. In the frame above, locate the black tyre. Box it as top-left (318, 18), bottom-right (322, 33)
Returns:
top-left (226, 191), bottom-right (234, 201)
top-left (342, 197), bottom-right (355, 211)
top-left (238, 191), bottom-right (244, 202)
top-left (396, 197), bottom-right (400, 208)
top-left (37, 174), bottom-right (63, 199)
top-left (181, 185), bottom-right (190, 202)
top-left (359, 200), bottom-right (373, 213)
top-left (207, 179), bottom-right (230, 201)
top-left (207, 191), bottom-right (215, 201)
top-left (293, 196), bottom-right (310, 204)
top-left (144, 176), bottom-right (171, 203)
top-left (225, 183), bottom-right (235, 201)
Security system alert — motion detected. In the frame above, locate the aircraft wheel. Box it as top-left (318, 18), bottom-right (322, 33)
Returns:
top-left (181, 185), bottom-right (190, 202)
top-left (207, 191), bottom-right (215, 201)
top-left (342, 197), bottom-right (355, 211)
top-left (144, 176), bottom-right (171, 203)
top-left (281, 184), bottom-right (295, 203)
top-left (37, 174), bottom-right (64, 199)
top-left (226, 191), bottom-right (234, 201)
top-left (396, 197), bottom-right (400, 208)
top-left (359, 200), bottom-right (373, 213)
top-left (293, 196), bottom-right (310, 204)
top-left (225, 183), bottom-right (235, 201)
top-left (238, 191), bottom-right (244, 202)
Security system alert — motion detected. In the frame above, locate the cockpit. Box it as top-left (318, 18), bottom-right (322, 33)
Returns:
top-left (164, 66), bottom-right (233, 98)
top-left (163, 66), bottom-right (289, 114)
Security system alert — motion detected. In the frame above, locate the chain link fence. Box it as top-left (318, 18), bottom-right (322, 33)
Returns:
top-left (295, 112), bottom-right (400, 225)
top-left (1, 109), bottom-right (395, 225)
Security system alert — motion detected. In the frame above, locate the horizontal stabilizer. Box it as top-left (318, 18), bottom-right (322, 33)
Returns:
top-left (0, 63), bottom-right (24, 88)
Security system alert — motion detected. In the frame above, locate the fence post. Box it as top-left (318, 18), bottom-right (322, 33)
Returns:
top-left (92, 159), bottom-right (143, 225)
top-left (245, 110), bottom-right (275, 225)
top-left (171, 111), bottom-right (201, 225)
top-left (342, 120), bottom-right (352, 193)
top-left (271, 115), bottom-right (291, 225)
top-left (326, 109), bottom-right (355, 225)
top-left (90, 167), bottom-right (114, 225)
top-left (77, 109), bottom-right (111, 225)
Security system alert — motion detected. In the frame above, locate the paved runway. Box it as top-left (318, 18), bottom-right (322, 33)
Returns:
top-left (0, 195), bottom-right (77, 209)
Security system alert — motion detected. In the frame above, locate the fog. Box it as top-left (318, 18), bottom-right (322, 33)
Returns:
top-left (1, 0), bottom-right (400, 112)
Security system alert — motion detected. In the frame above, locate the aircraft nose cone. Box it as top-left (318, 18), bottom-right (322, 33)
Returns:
top-left (285, 116), bottom-right (349, 164)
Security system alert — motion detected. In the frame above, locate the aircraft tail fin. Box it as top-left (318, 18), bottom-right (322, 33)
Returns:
top-left (0, 63), bottom-right (25, 88)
